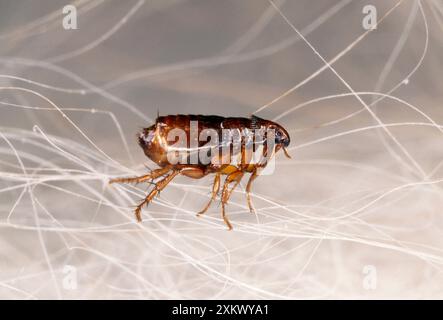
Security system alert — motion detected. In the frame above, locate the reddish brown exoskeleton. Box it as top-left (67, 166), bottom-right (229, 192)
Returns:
top-left (110, 114), bottom-right (291, 230)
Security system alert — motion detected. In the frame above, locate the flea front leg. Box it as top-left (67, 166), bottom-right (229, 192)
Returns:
top-left (197, 172), bottom-right (221, 216)
top-left (245, 169), bottom-right (258, 213)
top-left (109, 166), bottom-right (172, 185)
top-left (220, 171), bottom-right (244, 230)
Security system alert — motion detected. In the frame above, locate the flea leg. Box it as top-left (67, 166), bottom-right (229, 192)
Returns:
top-left (109, 166), bottom-right (171, 185)
top-left (223, 172), bottom-right (244, 204)
top-left (134, 169), bottom-right (180, 222)
top-left (220, 171), bottom-right (244, 230)
top-left (246, 169), bottom-right (258, 213)
top-left (197, 173), bottom-right (221, 216)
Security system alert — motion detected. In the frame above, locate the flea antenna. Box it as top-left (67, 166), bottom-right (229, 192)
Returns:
top-left (283, 147), bottom-right (291, 159)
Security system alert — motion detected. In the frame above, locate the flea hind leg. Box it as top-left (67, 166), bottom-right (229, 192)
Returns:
top-left (109, 166), bottom-right (172, 185)
top-left (245, 169), bottom-right (258, 213)
top-left (220, 171), bottom-right (244, 230)
top-left (197, 172), bottom-right (221, 216)
top-left (134, 169), bottom-right (180, 222)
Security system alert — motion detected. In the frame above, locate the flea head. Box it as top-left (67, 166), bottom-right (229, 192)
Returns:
top-left (251, 115), bottom-right (291, 158)
top-left (274, 123), bottom-right (290, 148)
top-left (274, 123), bottom-right (291, 158)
